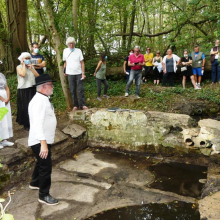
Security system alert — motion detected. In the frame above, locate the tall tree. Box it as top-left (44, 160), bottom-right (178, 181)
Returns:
top-left (6, 0), bottom-right (28, 72)
top-left (43, 0), bottom-right (73, 110)
top-left (72, 0), bottom-right (78, 35)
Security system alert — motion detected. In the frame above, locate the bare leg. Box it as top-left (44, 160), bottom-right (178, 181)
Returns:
top-left (182, 76), bottom-right (186, 88)
top-left (198, 76), bottom-right (202, 84)
top-left (157, 80), bottom-right (159, 85)
top-left (154, 80), bottom-right (156, 84)
top-left (190, 75), bottom-right (197, 88)
top-left (194, 74), bottom-right (198, 84)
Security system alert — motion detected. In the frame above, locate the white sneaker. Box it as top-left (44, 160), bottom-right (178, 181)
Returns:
top-left (125, 93), bottom-right (129, 97)
top-left (0, 143), bottom-right (4, 149)
top-left (103, 95), bottom-right (110, 98)
top-left (97, 97), bottom-right (102, 101)
top-left (135, 95), bottom-right (140, 99)
top-left (1, 140), bottom-right (14, 147)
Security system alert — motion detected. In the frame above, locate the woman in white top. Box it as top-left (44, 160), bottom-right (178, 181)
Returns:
top-left (162, 49), bottom-right (181, 87)
top-left (0, 61), bottom-right (14, 149)
top-left (16, 52), bottom-right (39, 130)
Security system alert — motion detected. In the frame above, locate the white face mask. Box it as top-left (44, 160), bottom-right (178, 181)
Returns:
top-left (184, 54), bottom-right (188, 57)
top-left (129, 53), bottom-right (133, 55)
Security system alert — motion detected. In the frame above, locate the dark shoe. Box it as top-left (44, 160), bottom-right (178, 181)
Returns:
top-left (29, 184), bottom-right (39, 190)
top-left (38, 195), bottom-right (59, 206)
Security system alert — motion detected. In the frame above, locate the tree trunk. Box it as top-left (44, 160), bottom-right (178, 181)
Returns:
top-left (43, 0), bottom-right (73, 110)
top-left (6, 0), bottom-right (28, 71)
top-left (86, 0), bottom-right (98, 57)
top-left (72, 0), bottom-right (78, 35)
top-left (122, 9), bottom-right (128, 51)
top-left (127, 0), bottom-right (136, 49)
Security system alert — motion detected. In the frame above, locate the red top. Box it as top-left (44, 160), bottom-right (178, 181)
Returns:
top-left (128, 53), bottom-right (145, 70)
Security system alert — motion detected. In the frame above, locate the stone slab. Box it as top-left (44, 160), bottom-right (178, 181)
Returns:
top-left (15, 129), bottom-right (68, 156)
top-left (199, 191), bottom-right (220, 220)
top-left (41, 201), bottom-right (69, 217)
top-left (0, 146), bottom-right (25, 164)
top-left (62, 124), bottom-right (86, 138)
top-left (59, 151), bottom-right (117, 175)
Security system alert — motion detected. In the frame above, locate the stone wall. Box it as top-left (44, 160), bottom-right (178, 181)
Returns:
top-left (69, 108), bottom-right (220, 157)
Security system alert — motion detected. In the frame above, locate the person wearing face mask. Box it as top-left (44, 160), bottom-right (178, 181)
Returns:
top-left (16, 52), bottom-right (39, 130)
top-left (143, 47), bottom-right (153, 83)
top-left (31, 42), bottom-right (46, 75)
top-left (63, 37), bottom-right (88, 111)
top-left (210, 40), bottom-right (220, 84)
top-left (123, 49), bottom-right (135, 83)
top-left (181, 49), bottom-right (197, 89)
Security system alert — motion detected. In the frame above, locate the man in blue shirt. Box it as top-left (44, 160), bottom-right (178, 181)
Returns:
top-left (190, 46), bottom-right (205, 89)
top-left (31, 42), bottom-right (46, 75)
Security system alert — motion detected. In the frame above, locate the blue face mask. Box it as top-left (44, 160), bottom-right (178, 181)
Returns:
top-left (24, 59), bottom-right (31, 65)
top-left (34, 48), bottom-right (39, 54)
top-left (70, 48), bottom-right (75, 52)
top-left (105, 56), bottom-right (108, 60)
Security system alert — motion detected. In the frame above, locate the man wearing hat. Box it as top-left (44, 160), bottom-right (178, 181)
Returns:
top-left (28, 74), bottom-right (58, 205)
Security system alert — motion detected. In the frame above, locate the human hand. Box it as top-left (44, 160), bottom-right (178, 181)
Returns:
top-left (64, 73), bottom-right (67, 76)
top-left (39, 143), bottom-right (48, 159)
top-left (5, 98), bottom-right (10, 105)
top-left (94, 73), bottom-right (96, 76)
top-left (82, 74), bottom-right (86, 80)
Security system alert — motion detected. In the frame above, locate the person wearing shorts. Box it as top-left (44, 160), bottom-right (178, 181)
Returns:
top-left (191, 46), bottom-right (205, 89)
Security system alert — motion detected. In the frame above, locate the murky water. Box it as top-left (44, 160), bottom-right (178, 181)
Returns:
top-left (148, 162), bottom-right (207, 198)
top-left (92, 149), bottom-right (207, 198)
top-left (86, 202), bottom-right (200, 220)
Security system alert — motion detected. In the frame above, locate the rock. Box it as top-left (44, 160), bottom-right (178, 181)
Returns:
top-left (199, 191), bottom-right (220, 220)
top-left (84, 109), bottom-right (195, 154)
top-left (53, 129), bottom-right (69, 144)
top-left (15, 129), bottom-right (69, 156)
top-left (0, 146), bottom-right (25, 164)
top-left (62, 124), bottom-right (86, 138)
top-left (200, 148), bottom-right (212, 156)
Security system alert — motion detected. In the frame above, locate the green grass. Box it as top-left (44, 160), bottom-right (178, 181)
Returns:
top-left (6, 74), bottom-right (220, 114)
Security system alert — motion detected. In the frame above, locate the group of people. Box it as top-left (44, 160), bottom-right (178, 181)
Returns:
top-left (123, 40), bottom-right (220, 98)
top-left (0, 37), bottom-right (220, 206)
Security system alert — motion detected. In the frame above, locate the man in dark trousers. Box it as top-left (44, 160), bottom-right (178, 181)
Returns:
top-left (210, 40), bottom-right (220, 84)
top-left (28, 74), bottom-right (58, 205)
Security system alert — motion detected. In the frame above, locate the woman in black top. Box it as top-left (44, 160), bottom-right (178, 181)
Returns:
top-left (123, 49), bottom-right (134, 83)
top-left (181, 49), bottom-right (197, 89)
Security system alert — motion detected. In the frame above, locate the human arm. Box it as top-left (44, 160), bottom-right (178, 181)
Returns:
top-left (63, 61), bottom-right (67, 76)
top-left (33, 61), bottom-right (46, 69)
top-left (31, 100), bottom-right (48, 158)
top-left (128, 60), bottom-right (135, 66)
top-left (202, 58), bottom-right (205, 70)
top-left (16, 62), bottom-right (27, 77)
top-left (4, 85), bottom-right (10, 105)
top-left (123, 61), bottom-right (127, 73)
top-left (210, 48), bottom-right (219, 55)
top-left (28, 65), bottom-right (39, 77)
top-left (162, 56), bottom-right (166, 73)
top-left (39, 140), bottom-right (49, 159)
top-left (94, 61), bottom-right (102, 76)
top-left (80, 60), bottom-right (86, 80)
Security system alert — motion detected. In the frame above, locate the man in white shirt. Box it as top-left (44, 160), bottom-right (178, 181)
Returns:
top-left (63, 37), bottom-right (88, 111)
top-left (210, 40), bottom-right (220, 84)
top-left (28, 74), bottom-right (58, 205)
